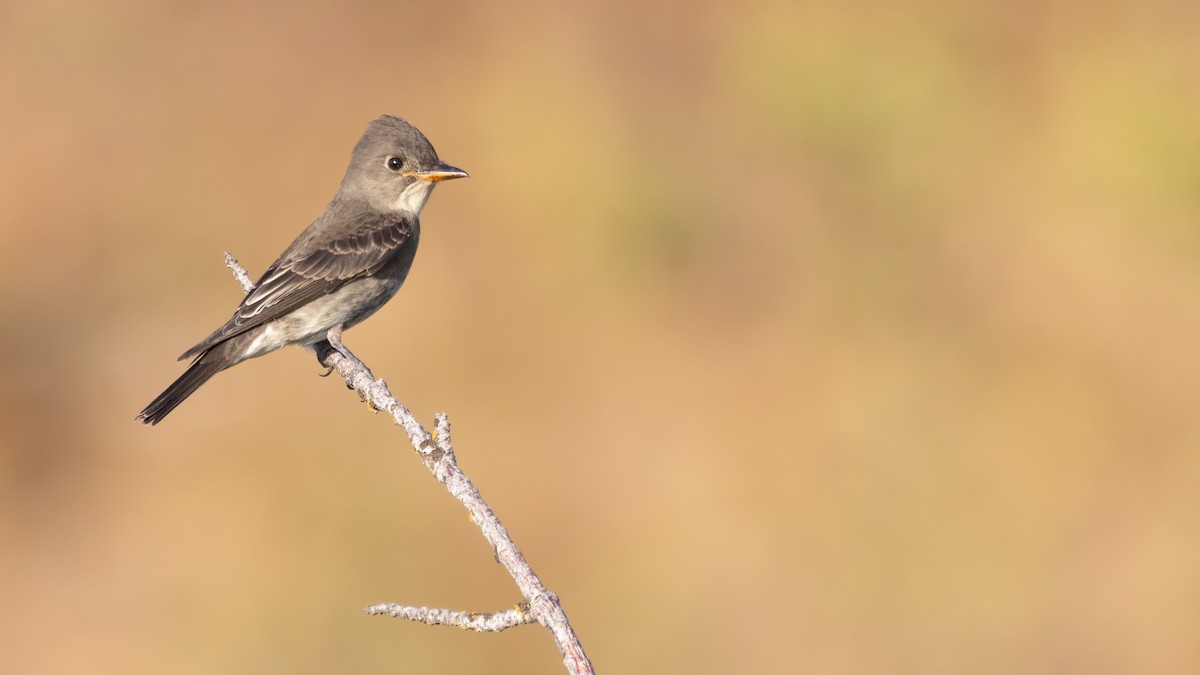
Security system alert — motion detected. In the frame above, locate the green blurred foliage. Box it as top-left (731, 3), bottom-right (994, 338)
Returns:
top-left (1, 1), bottom-right (1199, 673)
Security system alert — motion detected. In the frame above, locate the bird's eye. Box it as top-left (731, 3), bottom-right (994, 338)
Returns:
top-left (386, 156), bottom-right (404, 172)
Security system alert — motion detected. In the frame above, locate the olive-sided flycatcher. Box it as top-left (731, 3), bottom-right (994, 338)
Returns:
top-left (137, 115), bottom-right (467, 425)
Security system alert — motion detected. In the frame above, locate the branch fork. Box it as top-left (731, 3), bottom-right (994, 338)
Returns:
top-left (223, 253), bottom-right (593, 674)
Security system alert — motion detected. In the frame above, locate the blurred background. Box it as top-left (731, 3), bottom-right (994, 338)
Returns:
top-left (2, 0), bottom-right (1199, 673)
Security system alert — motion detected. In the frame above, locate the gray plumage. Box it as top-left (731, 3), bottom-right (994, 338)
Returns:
top-left (138, 115), bottom-right (467, 425)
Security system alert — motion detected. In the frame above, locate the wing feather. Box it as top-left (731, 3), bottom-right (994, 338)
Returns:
top-left (179, 213), bottom-right (415, 360)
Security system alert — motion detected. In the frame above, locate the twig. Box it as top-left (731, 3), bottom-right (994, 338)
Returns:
top-left (363, 603), bottom-right (537, 632)
top-left (223, 252), bottom-right (254, 294)
top-left (223, 253), bottom-right (594, 675)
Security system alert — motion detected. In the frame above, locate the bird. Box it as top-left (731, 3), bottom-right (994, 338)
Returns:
top-left (137, 115), bottom-right (467, 425)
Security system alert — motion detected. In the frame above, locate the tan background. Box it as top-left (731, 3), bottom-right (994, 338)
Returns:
top-left (2, 1), bottom-right (1199, 673)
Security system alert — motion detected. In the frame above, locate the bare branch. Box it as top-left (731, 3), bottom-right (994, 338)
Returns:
top-left (225, 255), bottom-right (594, 675)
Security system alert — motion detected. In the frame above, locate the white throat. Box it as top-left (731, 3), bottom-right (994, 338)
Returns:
top-left (390, 180), bottom-right (434, 216)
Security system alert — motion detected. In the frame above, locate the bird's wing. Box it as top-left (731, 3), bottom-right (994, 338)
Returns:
top-left (179, 212), bottom-right (415, 360)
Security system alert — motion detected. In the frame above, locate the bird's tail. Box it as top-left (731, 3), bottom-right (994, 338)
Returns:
top-left (137, 350), bottom-right (228, 425)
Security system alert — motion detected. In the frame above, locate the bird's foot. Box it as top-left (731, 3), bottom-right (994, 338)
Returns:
top-left (314, 326), bottom-right (374, 379)
top-left (313, 339), bottom-right (338, 371)
top-left (327, 324), bottom-right (352, 359)
top-left (314, 326), bottom-right (354, 369)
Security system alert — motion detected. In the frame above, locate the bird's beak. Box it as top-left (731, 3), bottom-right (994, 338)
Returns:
top-left (404, 162), bottom-right (469, 182)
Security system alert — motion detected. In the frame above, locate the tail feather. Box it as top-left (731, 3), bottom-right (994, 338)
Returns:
top-left (137, 352), bottom-right (227, 425)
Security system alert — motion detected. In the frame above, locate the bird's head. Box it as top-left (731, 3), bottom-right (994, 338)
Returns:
top-left (341, 114), bottom-right (468, 216)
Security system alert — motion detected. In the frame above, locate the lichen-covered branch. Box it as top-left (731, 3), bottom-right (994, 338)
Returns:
top-left (223, 252), bottom-right (254, 294)
top-left (224, 252), bottom-right (594, 675)
top-left (363, 603), bottom-right (537, 632)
